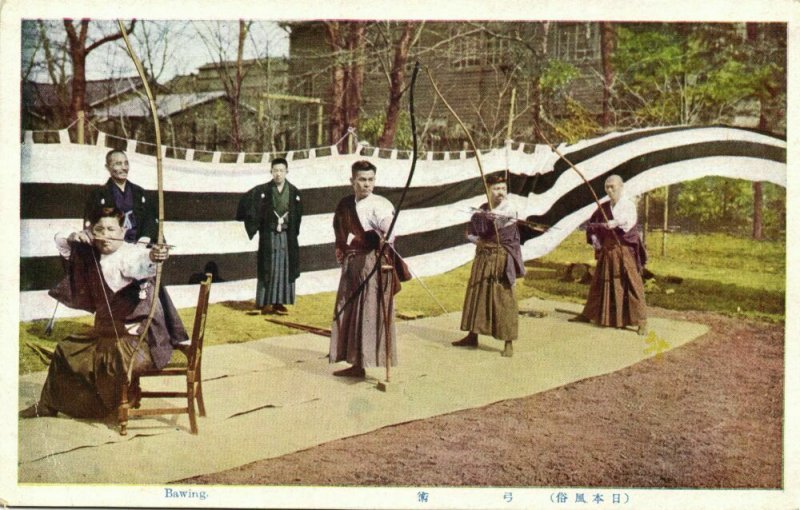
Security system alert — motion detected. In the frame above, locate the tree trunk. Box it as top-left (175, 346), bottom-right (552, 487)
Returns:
top-left (330, 63), bottom-right (346, 149)
top-left (65, 20), bottom-right (89, 125)
top-left (64, 19), bottom-right (134, 129)
top-left (325, 22), bottom-right (346, 149)
top-left (69, 51), bottom-right (87, 125)
top-left (325, 21), bottom-right (366, 153)
top-left (344, 22), bottom-right (366, 149)
top-left (748, 22), bottom-right (764, 240)
top-left (228, 20), bottom-right (249, 152)
top-left (599, 22), bottom-right (615, 128)
top-left (377, 22), bottom-right (414, 149)
top-left (38, 21), bottom-right (71, 126)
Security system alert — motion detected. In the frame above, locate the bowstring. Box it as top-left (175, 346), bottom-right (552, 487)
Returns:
top-left (89, 247), bottom-right (123, 349)
top-left (532, 120), bottom-right (623, 249)
top-left (332, 62), bottom-right (421, 321)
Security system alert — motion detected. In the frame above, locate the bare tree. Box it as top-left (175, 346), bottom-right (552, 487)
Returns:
top-left (99, 21), bottom-right (189, 144)
top-left (132, 20), bottom-right (189, 93)
top-left (475, 22), bottom-right (551, 142)
top-left (21, 21), bottom-right (44, 83)
top-left (374, 22), bottom-right (421, 148)
top-left (230, 20), bottom-right (250, 152)
top-left (63, 19), bottom-right (135, 124)
top-left (287, 22), bottom-right (494, 151)
top-left (20, 21), bottom-right (71, 130)
top-left (248, 26), bottom-right (285, 153)
top-left (600, 22), bottom-right (615, 128)
top-left (324, 21), bottom-right (368, 151)
top-left (457, 61), bottom-right (531, 149)
top-left (195, 20), bottom-right (255, 152)
top-left (528, 22), bottom-right (550, 142)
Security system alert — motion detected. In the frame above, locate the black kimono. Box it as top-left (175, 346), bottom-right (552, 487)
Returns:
top-left (236, 181), bottom-right (303, 303)
top-left (83, 179), bottom-right (158, 242)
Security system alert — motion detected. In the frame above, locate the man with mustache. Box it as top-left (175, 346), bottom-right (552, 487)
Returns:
top-left (452, 173), bottom-right (525, 357)
top-left (84, 149), bottom-right (158, 244)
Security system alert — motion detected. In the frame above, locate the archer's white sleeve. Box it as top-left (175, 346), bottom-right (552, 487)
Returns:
top-left (610, 197), bottom-right (638, 233)
top-left (54, 232), bottom-right (73, 259)
top-left (368, 196), bottom-right (397, 242)
top-left (119, 243), bottom-right (158, 280)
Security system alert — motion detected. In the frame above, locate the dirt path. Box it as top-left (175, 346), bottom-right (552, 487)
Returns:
top-left (181, 308), bottom-right (783, 488)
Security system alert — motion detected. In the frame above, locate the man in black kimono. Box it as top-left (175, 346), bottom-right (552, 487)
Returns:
top-left (236, 158), bottom-right (303, 315)
top-left (84, 149), bottom-right (158, 244)
top-left (83, 149), bottom-right (186, 347)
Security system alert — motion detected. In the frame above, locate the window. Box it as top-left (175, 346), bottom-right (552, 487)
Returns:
top-left (449, 30), bottom-right (510, 69)
top-left (452, 34), bottom-right (482, 69)
top-left (554, 23), bottom-right (598, 62)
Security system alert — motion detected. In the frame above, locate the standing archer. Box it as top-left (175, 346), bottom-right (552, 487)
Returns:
top-left (453, 173), bottom-right (525, 357)
top-left (236, 158), bottom-right (303, 315)
top-left (329, 160), bottom-right (407, 378)
top-left (569, 174), bottom-right (648, 335)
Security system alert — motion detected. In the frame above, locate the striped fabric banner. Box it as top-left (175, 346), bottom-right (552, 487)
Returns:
top-left (20, 125), bottom-right (785, 321)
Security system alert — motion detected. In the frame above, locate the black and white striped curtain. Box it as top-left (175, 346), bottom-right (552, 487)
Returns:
top-left (20, 125), bottom-right (785, 321)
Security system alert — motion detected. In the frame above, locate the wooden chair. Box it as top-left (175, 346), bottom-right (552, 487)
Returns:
top-left (118, 273), bottom-right (212, 436)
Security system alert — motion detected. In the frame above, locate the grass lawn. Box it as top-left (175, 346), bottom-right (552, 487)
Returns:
top-left (529, 231), bottom-right (785, 321)
top-left (19, 231), bottom-right (785, 374)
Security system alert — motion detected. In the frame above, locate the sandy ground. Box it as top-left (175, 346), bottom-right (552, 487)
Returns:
top-left (181, 308), bottom-right (783, 488)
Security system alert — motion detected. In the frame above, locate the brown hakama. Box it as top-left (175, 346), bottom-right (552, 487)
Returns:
top-left (460, 242), bottom-right (519, 341)
top-left (37, 242), bottom-right (185, 418)
top-left (581, 236), bottom-right (647, 328)
top-left (38, 333), bottom-right (153, 419)
top-left (330, 250), bottom-right (398, 368)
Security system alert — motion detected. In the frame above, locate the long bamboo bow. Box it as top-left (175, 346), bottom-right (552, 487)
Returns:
top-left (424, 66), bottom-right (502, 245)
top-left (377, 62), bottom-right (420, 247)
top-left (117, 20), bottom-right (166, 381)
top-left (424, 67), bottom-right (496, 212)
top-left (332, 61), bottom-right (422, 321)
top-left (533, 122), bottom-right (622, 247)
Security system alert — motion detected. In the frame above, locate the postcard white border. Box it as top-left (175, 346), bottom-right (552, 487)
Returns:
top-left (2, 0), bottom-right (798, 508)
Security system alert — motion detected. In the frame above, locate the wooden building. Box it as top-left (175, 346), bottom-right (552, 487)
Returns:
top-left (286, 21), bottom-right (605, 150)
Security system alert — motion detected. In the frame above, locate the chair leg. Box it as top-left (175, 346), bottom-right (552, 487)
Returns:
top-left (187, 379), bottom-right (198, 434)
top-left (130, 378), bottom-right (142, 409)
top-left (195, 368), bottom-right (206, 417)
top-left (119, 382), bottom-right (130, 436)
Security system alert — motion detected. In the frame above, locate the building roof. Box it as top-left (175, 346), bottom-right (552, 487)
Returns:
top-left (196, 57), bottom-right (287, 72)
top-left (22, 76), bottom-right (146, 112)
top-left (93, 91), bottom-right (257, 119)
top-left (85, 76), bottom-right (144, 106)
